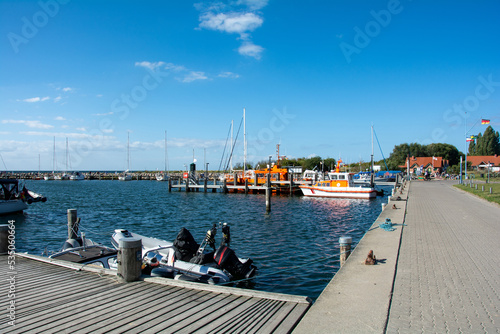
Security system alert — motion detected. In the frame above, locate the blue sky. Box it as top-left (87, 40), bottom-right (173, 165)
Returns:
top-left (1, 0), bottom-right (499, 171)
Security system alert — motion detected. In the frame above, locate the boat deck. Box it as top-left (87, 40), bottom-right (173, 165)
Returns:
top-left (0, 254), bottom-right (311, 333)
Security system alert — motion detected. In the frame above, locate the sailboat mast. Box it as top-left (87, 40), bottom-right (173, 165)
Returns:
top-left (65, 137), bottom-right (68, 172)
top-left (127, 131), bottom-right (130, 170)
top-left (164, 131), bottom-right (167, 173)
top-left (370, 125), bottom-right (374, 188)
top-left (230, 120), bottom-right (233, 171)
top-left (243, 108), bottom-right (246, 173)
top-left (52, 136), bottom-right (55, 173)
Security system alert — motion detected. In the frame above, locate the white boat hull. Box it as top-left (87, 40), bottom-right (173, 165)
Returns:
top-left (70, 172), bottom-right (85, 181)
top-left (0, 200), bottom-right (28, 215)
top-left (300, 186), bottom-right (377, 199)
top-left (156, 174), bottom-right (169, 181)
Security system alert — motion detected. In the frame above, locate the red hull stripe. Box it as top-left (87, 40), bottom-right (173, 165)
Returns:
top-left (300, 187), bottom-right (376, 194)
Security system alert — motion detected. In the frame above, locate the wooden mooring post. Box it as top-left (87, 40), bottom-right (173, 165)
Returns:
top-left (339, 236), bottom-right (352, 267)
top-left (67, 209), bottom-right (79, 240)
top-left (222, 178), bottom-right (228, 194)
top-left (117, 237), bottom-right (142, 282)
top-left (266, 173), bottom-right (271, 214)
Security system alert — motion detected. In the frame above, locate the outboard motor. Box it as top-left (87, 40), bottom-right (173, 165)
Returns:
top-left (214, 245), bottom-right (256, 280)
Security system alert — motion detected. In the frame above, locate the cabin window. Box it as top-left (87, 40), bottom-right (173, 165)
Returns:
top-left (331, 175), bottom-right (337, 180)
top-left (338, 175), bottom-right (345, 180)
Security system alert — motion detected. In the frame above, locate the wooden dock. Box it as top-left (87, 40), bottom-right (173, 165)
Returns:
top-left (0, 254), bottom-right (311, 333)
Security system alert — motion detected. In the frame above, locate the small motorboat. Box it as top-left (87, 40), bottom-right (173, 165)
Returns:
top-left (70, 172), bottom-right (85, 180)
top-left (48, 216), bottom-right (118, 269)
top-left (299, 161), bottom-right (378, 199)
top-left (112, 223), bottom-right (256, 284)
top-left (0, 179), bottom-right (47, 215)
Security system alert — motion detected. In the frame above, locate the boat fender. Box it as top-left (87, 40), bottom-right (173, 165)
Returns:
top-left (175, 273), bottom-right (216, 285)
top-left (167, 250), bottom-right (175, 266)
top-left (150, 267), bottom-right (175, 278)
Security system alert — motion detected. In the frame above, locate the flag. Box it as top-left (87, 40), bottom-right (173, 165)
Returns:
top-left (481, 119), bottom-right (490, 124)
top-left (466, 138), bottom-right (473, 142)
top-left (470, 135), bottom-right (476, 139)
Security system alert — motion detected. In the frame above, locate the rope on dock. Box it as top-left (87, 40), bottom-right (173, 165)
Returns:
top-left (378, 218), bottom-right (407, 232)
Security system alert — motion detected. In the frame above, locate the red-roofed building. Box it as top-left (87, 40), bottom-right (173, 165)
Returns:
top-left (401, 156), bottom-right (449, 174)
top-left (466, 155), bottom-right (500, 171)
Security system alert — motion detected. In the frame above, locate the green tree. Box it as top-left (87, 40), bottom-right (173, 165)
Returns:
top-left (468, 126), bottom-right (500, 155)
top-left (323, 158), bottom-right (336, 171)
top-left (303, 156), bottom-right (322, 170)
top-left (427, 143), bottom-right (460, 166)
top-left (386, 143), bottom-right (429, 170)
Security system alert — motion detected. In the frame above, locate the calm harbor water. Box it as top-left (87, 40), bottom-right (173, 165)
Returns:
top-left (2, 179), bottom-right (391, 301)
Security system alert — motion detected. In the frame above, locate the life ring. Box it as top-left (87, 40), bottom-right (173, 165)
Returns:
top-left (337, 183), bottom-right (340, 187)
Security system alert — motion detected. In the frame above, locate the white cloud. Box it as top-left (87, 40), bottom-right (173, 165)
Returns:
top-left (76, 127), bottom-right (87, 131)
top-left (218, 71), bottom-right (240, 79)
top-left (181, 71), bottom-right (208, 83)
top-left (164, 63), bottom-right (186, 72)
top-left (199, 12), bottom-right (263, 34)
top-left (102, 129), bottom-right (114, 134)
top-left (54, 116), bottom-right (66, 121)
top-left (197, 1), bottom-right (267, 59)
top-left (238, 41), bottom-right (264, 59)
top-left (137, 61), bottom-right (208, 83)
top-left (21, 96), bottom-right (50, 103)
top-left (94, 111), bottom-right (114, 116)
top-left (62, 87), bottom-right (72, 92)
top-left (2, 119), bottom-right (53, 129)
top-left (54, 96), bottom-right (62, 103)
top-left (20, 131), bottom-right (115, 141)
top-left (236, 0), bottom-right (268, 10)
top-left (135, 61), bottom-right (166, 70)
top-left (96, 94), bottom-right (103, 98)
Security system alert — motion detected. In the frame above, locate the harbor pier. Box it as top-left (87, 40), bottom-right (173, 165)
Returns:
top-left (294, 179), bottom-right (500, 333)
top-left (0, 253), bottom-right (311, 333)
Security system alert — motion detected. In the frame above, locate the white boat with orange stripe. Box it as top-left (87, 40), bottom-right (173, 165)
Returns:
top-left (299, 160), bottom-right (378, 199)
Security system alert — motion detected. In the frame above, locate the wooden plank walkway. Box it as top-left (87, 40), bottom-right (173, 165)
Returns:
top-left (0, 254), bottom-right (311, 333)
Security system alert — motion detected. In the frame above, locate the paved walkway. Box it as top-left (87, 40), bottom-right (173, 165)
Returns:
top-left (387, 180), bottom-right (500, 333)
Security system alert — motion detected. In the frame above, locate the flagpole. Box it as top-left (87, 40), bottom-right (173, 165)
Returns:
top-left (465, 112), bottom-right (467, 183)
top-left (464, 115), bottom-right (482, 183)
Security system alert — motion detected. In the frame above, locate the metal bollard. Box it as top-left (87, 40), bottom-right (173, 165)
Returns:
top-left (339, 236), bottom-right (352, 267)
